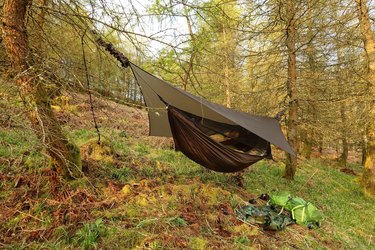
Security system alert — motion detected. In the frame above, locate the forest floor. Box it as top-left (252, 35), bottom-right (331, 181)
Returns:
top-left (1, 81), bottom-right (375, 249)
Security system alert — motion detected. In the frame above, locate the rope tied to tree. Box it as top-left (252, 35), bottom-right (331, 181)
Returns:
top-left (91, 30), bottom-right (130, 68)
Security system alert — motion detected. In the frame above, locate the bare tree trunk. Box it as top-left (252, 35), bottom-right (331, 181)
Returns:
top-left (223, 27), bottom-right (231, 108)
top-left (317, 134), bottom-right (323, 155)
top-left (284, 0), bottom-right (298, 180)
top-left (333, 2), bottom-right (349, 168)
top-left (339, 105), bottom-right (348, 167)
top-left (355, 0), bottom-right (375, 195)
top-left (2, 0), bottom-right (82, 179)
top-left (362, 133), bottom-right (367, 166)
top-left (301, 129), bottom-right (312, 159)
top-left (182, 1), bottom-right (196, 91)
top-left (302, 7), bottom-right (316, 160)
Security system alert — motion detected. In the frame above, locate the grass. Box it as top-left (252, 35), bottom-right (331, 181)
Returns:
top-left (2, 124), bottom-right (375, 249)
top-left (3, 131), bottom-right (373, 249)
top-left (1, 82), bottom-right (374, 249)
top-left (246, 160), bottom-right (375, 248)
top-left (74, 218), bottom-right (108, 249)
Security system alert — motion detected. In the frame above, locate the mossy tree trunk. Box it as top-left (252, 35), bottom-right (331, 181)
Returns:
top-left (355, 0), bottom-right (375, 196)
top-left (284, 0), bottom-right (298, 180)
top-left (2, 0), bottom-right (82, 179)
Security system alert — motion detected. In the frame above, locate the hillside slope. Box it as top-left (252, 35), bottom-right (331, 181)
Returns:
top-left (1, 80), bottom-right (374, 249)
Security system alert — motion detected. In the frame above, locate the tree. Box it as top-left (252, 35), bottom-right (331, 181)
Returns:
top-left (0, 0), bottom-right (9, 73)
top-left (354, 0), bottom-right (375, 195)
top-left (282, 0), bottom-right (299, 180)
top-left (2, 0), bottom-right (82, 179)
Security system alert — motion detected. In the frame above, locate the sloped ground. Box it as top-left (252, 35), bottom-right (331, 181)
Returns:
top-left (1, 80), bottom-right (374, 249)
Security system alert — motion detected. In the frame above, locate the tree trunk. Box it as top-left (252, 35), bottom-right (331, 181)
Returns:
top-left (223, 27), bottom-right (231, 108)
top-left (339, 137), bottom-right (349, 167)
top-left (2, 0), bottom-right (82, 179)
top-left (301, 9), bottom-right (317, 160)
top-left (339, 105), bottom-right (348, 167)
top-left (284, 0), bottom-right (298, 180)
top-left (362, 133), bottom-right (367, 166)
top-left (34, 0), bottom-right (47, 64)
top-left (355, 0), bottom-right (375, 196)
top-left (301, 129), bottom-right (312, 159)
top-left (317, 134), bottom-right (323, 155)
top-left (182, 1), bottom-right (196, 92)
top-left (333, 2), bottom-right (349, 168)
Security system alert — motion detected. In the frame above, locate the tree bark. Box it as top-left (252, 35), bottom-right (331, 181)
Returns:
top-left (2, 0), bottom-right (82, 179)
top-left (355, 0), bottom-right (375, 196)
top-left (34, 0), bottom-right (47, 64)
top-left (284, 0), bottom-right (298, 180)
top-left (301, 129), bottom-right (312, 159)
top-left (302, 5), bottom-right (317, 160)
top-left (223, 26), bottom-right (231, 108)
top-left (182, 1), bottom-right (196, 92)
top-left (339, 105), bottom-right (348, 167)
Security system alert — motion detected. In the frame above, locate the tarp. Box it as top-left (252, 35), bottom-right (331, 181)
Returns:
top-left (129, 63), bottom-right (294, 155)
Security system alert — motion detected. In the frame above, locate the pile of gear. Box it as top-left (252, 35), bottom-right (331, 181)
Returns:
top-left (236, 192), bottom-right (323, 231)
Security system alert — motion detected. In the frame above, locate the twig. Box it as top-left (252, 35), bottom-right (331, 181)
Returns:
top-left (235, 215), bottom-right (259, 229)
top-left (16, 210), bottom-right (45, 223)
top-left (204, 216), bottom-right (216, 234)
top-left (34, 106), bottom-right (46, 144)
top-left (298, 169), bottom-right (318, 193)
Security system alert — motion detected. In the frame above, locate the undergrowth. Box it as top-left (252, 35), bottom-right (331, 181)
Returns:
top-left (1, 81), bottom-right (374, 249)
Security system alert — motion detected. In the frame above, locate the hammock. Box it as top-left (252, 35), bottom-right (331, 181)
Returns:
top-left (128, 63), bottom-right (294, 172)
top-left (168, 106), bottom-right (269, 172)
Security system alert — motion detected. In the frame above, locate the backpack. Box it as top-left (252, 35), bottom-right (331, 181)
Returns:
top-left (268, 192), bottom-right (323, 228)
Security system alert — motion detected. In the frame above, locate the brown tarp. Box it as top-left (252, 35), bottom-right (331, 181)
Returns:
top-left (130, 63), bottom-right (293, 151)
top-left (129, 62), bottom-right (294, 171)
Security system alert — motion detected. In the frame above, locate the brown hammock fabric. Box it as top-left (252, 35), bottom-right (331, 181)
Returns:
top-left (168, 106), bottom-right (269, 172)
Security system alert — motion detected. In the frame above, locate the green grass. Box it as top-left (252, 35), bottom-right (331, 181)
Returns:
top-left (245, 159), bottom-right (375, 249)
top-left (0, 129), bottom-right (39, 158)
top-left (0, 128), bottom-right (45, 174)
top-left (1, 124), bottom-right (374, 249)
top-left (1, 81), bottom-right (374, 249)
top-left (74, 218), bottom-right (108, 249)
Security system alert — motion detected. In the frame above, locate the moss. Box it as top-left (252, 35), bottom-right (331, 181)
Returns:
top-left (231, 224), bottom-right (258, 236)
top-left (133, 193), bottom-right (157, 207)
top-left (122, 204), bottom-right (142, 217)
top-left (51, 95), bottom-right (78, 113)
top-left (200, 184), bottom-right (231, 206)
top-left (188, 237), bottom-right (208, 250)
top-left (80, 139), bottom-right (115, 164)
top-left (120, 229), bottom-right (145, 249)
top-left (121, 184), bottom-right (132, 196)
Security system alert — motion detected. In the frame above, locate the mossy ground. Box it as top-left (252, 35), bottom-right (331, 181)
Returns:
top-left (1, 81), bottom-right (374, 249)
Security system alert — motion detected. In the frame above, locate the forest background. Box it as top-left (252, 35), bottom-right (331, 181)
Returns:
top-left (1, 0), bottom-right (375, 249)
